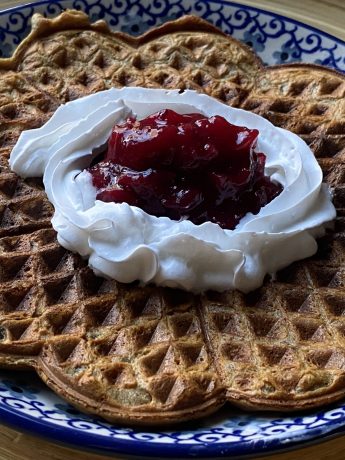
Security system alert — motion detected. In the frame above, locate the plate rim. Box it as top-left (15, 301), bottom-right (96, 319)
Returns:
top-left (224, 0), bottom-right (345, 48)
top-left (1, 0), bottom-right (345, 50)
top-left (2, 392), bottom-right (345, 459)
top-left (0, 0), bottom-right (345, 457)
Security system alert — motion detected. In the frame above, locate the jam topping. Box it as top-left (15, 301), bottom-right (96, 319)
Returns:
top-left (88, 109), bottom-right (282, 229)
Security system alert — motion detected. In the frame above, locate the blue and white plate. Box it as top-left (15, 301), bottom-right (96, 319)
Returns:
top-left (0, 1), bottom-right (345, 458)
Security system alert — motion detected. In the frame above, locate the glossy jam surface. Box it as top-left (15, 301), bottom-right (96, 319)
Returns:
top-left (88, 109), bottom-right (282, 229)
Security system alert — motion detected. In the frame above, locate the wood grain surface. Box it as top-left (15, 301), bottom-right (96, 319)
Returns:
top-left (0, 1), bottom-right (345, 459)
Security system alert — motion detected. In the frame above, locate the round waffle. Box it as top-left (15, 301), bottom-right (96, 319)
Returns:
top-left (0, 10), bottom-right (344, 424)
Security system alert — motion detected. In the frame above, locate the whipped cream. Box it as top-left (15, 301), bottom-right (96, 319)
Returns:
top-left (9, 88), bottom-right (336, 293)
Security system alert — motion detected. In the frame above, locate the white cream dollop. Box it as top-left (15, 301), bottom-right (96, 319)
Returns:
top-left (9, 88), bottom-right (336, 293)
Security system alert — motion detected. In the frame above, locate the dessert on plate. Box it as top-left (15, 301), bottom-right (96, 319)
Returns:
top-left (0, 10), bottom-right (344, 425)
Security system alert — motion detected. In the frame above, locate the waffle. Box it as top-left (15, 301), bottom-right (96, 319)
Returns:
top-left (0, 10), bottom-right (344, 424)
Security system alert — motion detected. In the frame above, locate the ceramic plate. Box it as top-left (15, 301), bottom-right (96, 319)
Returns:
top-left (0, 1), bottom-right (345, 458)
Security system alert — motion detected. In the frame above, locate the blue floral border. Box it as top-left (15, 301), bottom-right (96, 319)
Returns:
top-left (0, 0), bottom-right (344, 71)
top-left (1, 370), bottom-right (345, 458)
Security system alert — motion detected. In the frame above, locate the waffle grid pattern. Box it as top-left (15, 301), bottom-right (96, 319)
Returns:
top-left (0, 11), bottom-right (344, 423)
top-left (17, 25), bottom-right (261, 107)
top-left (0, 228), bottom-right (222, 419)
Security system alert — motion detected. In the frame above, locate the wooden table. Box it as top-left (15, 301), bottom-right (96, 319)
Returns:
top-left (0, 0), bottom-right (345, 459)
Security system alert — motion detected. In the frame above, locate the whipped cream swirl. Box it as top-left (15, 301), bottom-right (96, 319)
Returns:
top-left (10, 88), bottom-right (335, 293)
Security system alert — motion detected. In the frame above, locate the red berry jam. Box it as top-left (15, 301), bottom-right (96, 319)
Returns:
top-left (88, 109), bottom-right (282, 230)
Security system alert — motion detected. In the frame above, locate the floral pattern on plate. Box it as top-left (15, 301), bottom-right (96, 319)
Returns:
top-left (1, 369), bottom-right (345, 458)
top-left (0, 0), bottom-right (344, 71)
